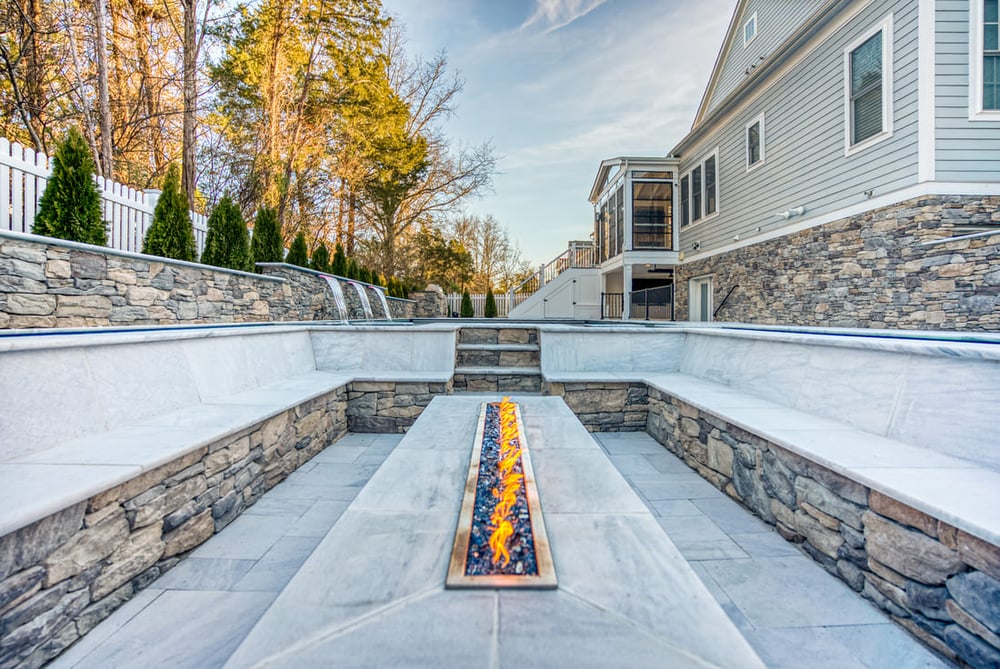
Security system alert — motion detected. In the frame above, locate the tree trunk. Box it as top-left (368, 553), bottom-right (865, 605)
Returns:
top-left (347, 191), bottom-right (356, 255)
top-left (181, 0), bottom-right (197, 210)
top-left (93, 0), bottom-right (113, 178)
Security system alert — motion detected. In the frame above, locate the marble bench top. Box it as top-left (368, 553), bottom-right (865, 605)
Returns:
top-left (0, 371), bottom-right (354, 538)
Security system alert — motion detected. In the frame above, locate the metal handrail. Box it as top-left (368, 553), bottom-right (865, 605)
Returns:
top-left (629, 285), bottom-right (674, 321)
top-left (714, 284), bottom-right (739, 318)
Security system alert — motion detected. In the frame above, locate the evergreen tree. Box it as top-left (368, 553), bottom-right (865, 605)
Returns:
top-left (201, 195), bottom-right (251, 271)
top-left (331, 243), bottom-right (347, 276)
top-left (484, 286), bottom-right (497, 318)
top-left (311, 242), bottom-right (330, 272)
top-left (33, 127), bottom-right (106, 246)
top-left (460, 290), bottom-right (474, 318)
top-left (250, 205), bottom-right (283, 267)
top-left (143, 164), bottom-right (197, 261)
top-left (286, 231), bottom-right (309, 267)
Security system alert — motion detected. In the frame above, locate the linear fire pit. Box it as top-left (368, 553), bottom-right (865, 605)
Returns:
top-left (446, 399), bottom-right (556, 589)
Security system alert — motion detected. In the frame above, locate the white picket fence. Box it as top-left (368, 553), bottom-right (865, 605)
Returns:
top-left (446, 292), bottom-right (515, 318)
top-left (0, 137), bottom-right (207, 255)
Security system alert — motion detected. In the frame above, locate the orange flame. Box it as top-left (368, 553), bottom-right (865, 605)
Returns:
top-left (488, 397), bottom-right (523, 568)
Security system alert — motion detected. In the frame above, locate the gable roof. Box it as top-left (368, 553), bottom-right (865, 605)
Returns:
top-left (690, 0), bottom-right (832, 130)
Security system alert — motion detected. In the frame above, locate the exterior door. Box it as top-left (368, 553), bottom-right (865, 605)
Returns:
top-left (689, 276), bottom-right (713, 322)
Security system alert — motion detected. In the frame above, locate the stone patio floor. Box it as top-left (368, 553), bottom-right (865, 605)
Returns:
top-left (50, 428), bottom-right (952, 668)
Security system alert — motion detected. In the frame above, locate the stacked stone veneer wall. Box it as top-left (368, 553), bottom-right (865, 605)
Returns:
top-left (0, 389), bottom-right (347, 669)
top-left (675, 196), bottom-right (1000, 331)
top-left (0, 233), bottom-right (414, 329)
top-left (347, 380), bottom-right (452, 433)
top-left (645, 388), bottom-right (1000, 668)
top-left (545, 382), bottom-right (648, 432)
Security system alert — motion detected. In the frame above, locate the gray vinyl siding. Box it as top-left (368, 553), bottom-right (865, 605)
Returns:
top-left (706, 0), bottom-right (827, 114)
top-left (679, 0), bottom-right (919, 255)
top-left (936, 0), bottom-right (1000, 180)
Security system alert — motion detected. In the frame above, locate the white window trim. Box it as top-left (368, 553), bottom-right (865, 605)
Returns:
top-left (743, 12), bottom-right (758, 47)
top-left (843, 15), bottom-right (894, 157)
top-left (970, 0), bottom-right (1000, 120)
top-left (745, 113), bottom-right (766, 171)
top-left (680, 148), bottom-right (721, 230)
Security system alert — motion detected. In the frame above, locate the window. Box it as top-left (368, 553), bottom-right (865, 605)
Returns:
top-left (743, 12), bottom-right (757, 46)
top-left (746, 115), bottom-right (764, 168)
top-left (615, 185), bottom-right (625, 253)
top-left (973, 0), bottom-right (1000, 117)
top-left (679, 149), bottom-right (719, 227)
top-left (704, 156), bottom-right (717, 216)
top-left (680, 175), bottom-right (690, 227)
top-left (845, 17), bottom-right (893, 153)
top-left (632, 181), bottom-right (672, 249)
top-left (691, 165), bottom-right (702, 221)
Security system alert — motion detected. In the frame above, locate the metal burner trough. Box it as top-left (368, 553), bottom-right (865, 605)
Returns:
top-left (446, 402), bottom-right (557, 589)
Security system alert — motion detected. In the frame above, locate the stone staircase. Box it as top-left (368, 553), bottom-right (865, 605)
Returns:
top-left (452, 326), bottom-right (542, 393)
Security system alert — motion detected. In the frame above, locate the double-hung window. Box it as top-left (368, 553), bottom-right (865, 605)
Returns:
top-left (845, 17), bottom-right (893, 154)
top-left (746, 114), bottom-right (764, 169)
top-left (743, 12), bottom-right (757, 46)
top-left (973, 0), bottom-right (1000, 117)
top-left (680, 149), bottom-right (719, 228)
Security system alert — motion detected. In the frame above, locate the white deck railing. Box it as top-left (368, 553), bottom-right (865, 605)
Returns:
top-left (506, 241), bottom-right (597, 310)
top-left (1, 137), bottom-right (207, 254)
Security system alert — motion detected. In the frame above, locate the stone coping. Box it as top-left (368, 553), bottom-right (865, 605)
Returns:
top-left (0, 228), bottom-right (286, 283)
top-left (0, 371), bottom-right (354, 537)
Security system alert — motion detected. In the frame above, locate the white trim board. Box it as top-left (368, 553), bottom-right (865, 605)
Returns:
top-left (680, 181), bottom-right (1000, 264)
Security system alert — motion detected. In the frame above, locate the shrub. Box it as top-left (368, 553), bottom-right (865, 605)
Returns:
top-left (250, 205), bottom-right (282, 266)
top-left (286, 231), bottom-right (309, 267)
top-left (484, 286), bottom-right (497, 318)
top-left (460, 290), bottom-right (474, 318)
top-left (311, 242), bottom-right (330, 272)
top-left (142, 164), bottom-right (197, 262)
top-left (331, 243), bottom-right (347, 276)
top-left (201, 195), bottom-right (250, 271)
top-left (33, 126), bottom-right (106, 245)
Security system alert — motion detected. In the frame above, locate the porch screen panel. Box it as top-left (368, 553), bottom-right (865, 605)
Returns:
top-left (615, 185), bottom-right (625, 253)
top-left (850, 31), bottom-right (883, 144)
top-left (632, 182), bottom-right (672, 249)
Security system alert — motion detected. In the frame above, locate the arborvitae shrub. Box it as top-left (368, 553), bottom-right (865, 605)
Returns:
top-left (286, 231), bottom-right (309, 267)
top-left (201, 195), bottom-right (250, 271)
top-left (33, 126), bottom-right (106, 245)
top-left (345, 258), bottom-right (359, 280)
top-left (311, 242), bottom-right (330, 272)
top-left (143, 164), bottom-right (197, 262)
top-left (460, 291), bottom-right (474, 318)
top-left (331, 243), bottom-right (347, 276)
top-left (250, 205), bottom-right (282, 267)
top-left (484, 286), bottom-right (497, 318)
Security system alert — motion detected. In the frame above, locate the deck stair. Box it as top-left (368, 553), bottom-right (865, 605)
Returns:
top-left (452, 326), bottom-right (542, 392)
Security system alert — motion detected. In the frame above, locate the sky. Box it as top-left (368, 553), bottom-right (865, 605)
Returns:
top-left (380, 0), bottom-right (739, 265)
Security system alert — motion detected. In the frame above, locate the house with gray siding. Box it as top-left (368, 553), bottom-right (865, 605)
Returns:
top-left (557, 0), bottom-right (1000, 330)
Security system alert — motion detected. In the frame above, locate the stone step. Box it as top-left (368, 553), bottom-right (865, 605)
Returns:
top-left (453, 366), bottom-right (541, 376)
top-left (455, 343), bottom-right (539, 352)
top-left (452, 372), bottom-right (543, 393)
top-left (455, 348), bottom-right (540, 368)
top-left (458, 327), bottom-right (538, 346)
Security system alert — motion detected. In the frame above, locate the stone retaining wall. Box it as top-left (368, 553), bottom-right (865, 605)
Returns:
top-left (646, 387), bottom-right (1000, 668)
top-left (0, 389), bottom-right (347, 669)
top-left (675, 196), bottom-right (1000, 331)
top-left (0, 233), bottom-right (414, 329)
top-left (346, 380), bottom-right (451, 433)
top-left (546, 382), bottom-right (648, 432)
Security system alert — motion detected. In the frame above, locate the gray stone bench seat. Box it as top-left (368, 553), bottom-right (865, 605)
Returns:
top-left (0, 370), bottom-right (354, 537)
top-left (641, 372), bottom-right (1000, 547)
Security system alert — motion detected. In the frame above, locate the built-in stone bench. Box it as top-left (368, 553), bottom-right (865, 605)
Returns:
top-left (0, 322), bottom-right (457, 668)
top-left (541, 324), bottom-right (1000, 668)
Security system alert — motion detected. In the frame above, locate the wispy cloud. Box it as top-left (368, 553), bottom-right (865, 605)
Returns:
top-left (519, 0), bottom-right (608, 34)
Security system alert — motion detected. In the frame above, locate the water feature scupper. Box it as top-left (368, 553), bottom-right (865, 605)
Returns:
top-left (320, 275), bottom-right (349, 322)
top-left (372, 286), bottom-right (393, 321)
top-left (350, 282), bottom-right (375, 320)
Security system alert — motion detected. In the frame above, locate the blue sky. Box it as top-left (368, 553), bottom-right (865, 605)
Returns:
top-left (381, 0), bottom-right (739, 265)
